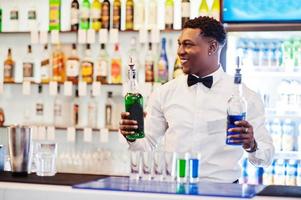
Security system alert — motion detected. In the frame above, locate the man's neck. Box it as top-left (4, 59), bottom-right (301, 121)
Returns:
top-left (195, 64), bottom-right (220, 78)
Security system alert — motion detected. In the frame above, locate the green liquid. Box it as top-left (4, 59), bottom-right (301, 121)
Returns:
top-left (125, 92), bottom-right (144, 140)
top-left (177, 159), bottom-right (186, 178)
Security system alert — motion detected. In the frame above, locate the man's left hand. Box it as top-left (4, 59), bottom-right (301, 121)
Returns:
top-left (227, 120), bottom-right (256, 151)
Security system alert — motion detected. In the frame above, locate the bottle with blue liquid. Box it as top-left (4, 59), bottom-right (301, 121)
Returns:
top-left (226, 56), bottom-right (247, 145)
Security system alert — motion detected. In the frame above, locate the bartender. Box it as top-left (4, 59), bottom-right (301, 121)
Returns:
top-left (119, 16), bottom-right (275, 183)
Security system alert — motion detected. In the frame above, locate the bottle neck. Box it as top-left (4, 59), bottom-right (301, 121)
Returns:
top-left (235, 82), bottom-right (243, 97)
top-left (128, 68), bottom-right (138, 93)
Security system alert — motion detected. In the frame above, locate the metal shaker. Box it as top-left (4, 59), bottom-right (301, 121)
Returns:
top-left (8, 125), bottom-right (32, 176)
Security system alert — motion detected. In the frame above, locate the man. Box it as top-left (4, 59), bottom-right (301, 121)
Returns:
top-left (119, 16), bottom-right (274, 183)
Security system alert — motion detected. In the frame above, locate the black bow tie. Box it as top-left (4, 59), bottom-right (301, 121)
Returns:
top-left (187, 74), bottom-right (213, 88)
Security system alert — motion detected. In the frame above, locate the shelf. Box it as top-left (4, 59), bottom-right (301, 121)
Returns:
top-left (274, 151), bottom-right (301, 160)
top-left (265, 108), bottom-right (301, 120)
top-left (3, 82), bottom-right (122, 86)
top-left (246, 71), bottom-right (301, 79)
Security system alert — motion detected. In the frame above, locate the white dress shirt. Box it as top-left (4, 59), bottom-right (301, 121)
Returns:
top-left (129, 67), bottom-right (275, 183)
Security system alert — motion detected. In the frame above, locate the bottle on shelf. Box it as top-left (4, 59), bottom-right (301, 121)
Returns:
top-left (134, 0), bottom-right (144, 30)
top-left (112, 0), bottom-right (121, 30)
top-left (101, 0), bottom-right (110, 29)
top-left (80, 0), bottom-right (90, 30)
top-left (226, 57), bottom-right (247, 145)
top-left (173, 56), bottom-right (183, 79)
top-left (72, 89), bottom-right (80, 127)
top-left (91, 0), bottom-right (101, 31)
top-left (23, 45), bottom-right (35, 82)
top-left (10, 5), bottom-right (19, 31)
top-left (181, 0), bottom-right (190, 28)
top-left (210, 0), bottom-right (220, 21)
top-left (3, 48), bottom-right (15, 83)
top-left (87, 90), bottom-right (97, 128)
top-left (52, 44), bottom-right (65, 83)
top-left (96, 43), bottom-right (109, 84)
top-left (125, 0), bottom-right (134, 30)
top-left (70, 0), bottom-right (80, 31)
top-left (145, 42), bottom-right (155, 83)
top-left (27, 5), bottom-right (37, 30)
top-left (105, 91), bottom-right (113, 129)
top-left (165, 0), bottom-right (174, 30)
top-left (40, 44), bottom-right (51, 84)
top-left (66, 43), bottom-right (80, 84)
top-left (81, 44), bottom-right (94, 84)
top-left (124, 57), bottom-right (144, 140)
top-left (199, 0), bottom-right (209, 17)
top-left (111, 43), bottom-right (122, 84)
top-left (49, 0), bottom-right (61, 31)
top-left (35, 84), bottom-right (44, 125)
top-left (147, 0), bottom-right (157, 30)
top-left (53, 85), bottom-right (64, 126)
top-left (156, 38), bottom-right (169, 83)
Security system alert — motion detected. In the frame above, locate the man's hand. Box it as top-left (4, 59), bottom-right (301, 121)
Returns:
top-left (227, 120), bottom-right (257, 152)
top-left (119, 112), bottom-right (138, 138)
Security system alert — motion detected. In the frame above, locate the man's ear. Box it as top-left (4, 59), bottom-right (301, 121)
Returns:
top-left (208, 40), bottom-right (218, 56)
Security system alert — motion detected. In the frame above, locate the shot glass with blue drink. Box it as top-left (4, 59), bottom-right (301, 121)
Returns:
top-left (189, 152), bottom-right (201, 183)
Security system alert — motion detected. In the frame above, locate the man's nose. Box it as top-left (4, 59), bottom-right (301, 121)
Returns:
top-left (177, 45), bottom-right (185, 56)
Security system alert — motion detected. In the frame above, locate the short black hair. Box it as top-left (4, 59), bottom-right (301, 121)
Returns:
top-left (184, 16), bottom-right (226, 45)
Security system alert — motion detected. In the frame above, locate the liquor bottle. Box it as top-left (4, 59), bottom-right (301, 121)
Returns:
top-left (101, 0), bottom-right (110, 29)
top-left (181, 0), bottom-right (190, 28)
top-left (125, 0), bottom-right (134, 30)
top-left (210, 0), bottom-right (220, 21)
top-left (173, 56), bottom-right (183, 79)
top-left (147, 0), bottom-right (157, 30)
top-left (199, 0), bottom-right (209, 17)
top-left (226, 57), bottom-right (247, 145)
top-left (157, 38), bottom-right (169, 83)
top-left (23, 45), bottom-right (35, 82)
top-left (10, 5), bottom-right (19, 31)
top-left (105, 91), bottom-right (113, 128)
top-left (49, 0), bottom-right (61, 31)
top-left (96, 43), bottom-right (109, 83)
top-left (165, 0), bottom-right (174, 30)
top-left (134, 0), bottom-right (144, 30)
top-left (72, 89), bottom-right (80, 126)
top-left (70, 0), bottom-right (79, 31)
top-left (53, 85), bottom-right (63, 126)
top-left (145, 42), bottom-right (155, 83)
top-left (35, 84), bottom-right (44, 125)
top-left (80, 0), bottom-right (90, 30)
top-left (3, 48), bottom-right (15, 83)
top-left (124, 58), bottom-right (144, 140)
top-left (81, 44), bottom-right (94, 83)
top-left (87, 90), bottom-right (97, 128)
top-left (111, 43), bottom-right (122, 84)
top-left (66, 44), bottom-right (80, 84)
top-left (91, 0), bottom-right (101, 31)
top-left (41, 45), bottom-right (51, 84)
top-left (112, 0), bottom-right (121, 30)
top-left (52, 44), bottom-right (65, 83)
top-left (27, 5), bottom-right (37, 30)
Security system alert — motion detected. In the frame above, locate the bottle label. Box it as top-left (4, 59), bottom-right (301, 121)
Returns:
top-left (23, 62), bottom-right (34, 78)
top-left (158, 59), bottom-right (168, 82)
top-left (181, 2), bottom-right (190, 17)
top-left (36, 103), bottom-right (44, 116)
top-left (145, 60), bottom-right (154, 82)
top-left (73, 104), bottom-right (79, 125)
top-left (49, 4), bottom-right (60, 26)
top-left (41, 59), bottom-right (50, 80)
top-left (66, 59), bottom-right (80, 77)
top-left (54, 103), bottom-right (62, 117)
top-left (28, 10), bottom-right (36, 20)
top-left (96, 60), bottom-right (108, 77)
top-left (127, 101), bottom-right (144, 132)
top-left (10, 10), bottom-right (19, 20)
top-left (91, 8), bottom-right (101, 21)
top-left (111, 59), bottom-right (121, 83)
top-left (81, 61), bottom-right (93, 82)
top-left (113, 5), bottom-right (120, 28)
top-left (71, 8), bottom-right (79, 25)
top-left (165, 6), bottom-right (173, 24)
top-left (101, 4), bottom-right (110, 28)
top-left (105, 104), bottom-right (112, 126)
top-left (4, 64), bottom-right (14, 78)
top-left (126, 5), bottom-right (133, 28)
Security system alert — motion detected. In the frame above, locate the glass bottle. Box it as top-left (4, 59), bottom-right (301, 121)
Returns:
top-left (80, 0), bottom-right (90, 30)
top-left (124, 58), bottom-right (144, 140)
top-left (41, 44), bottom-right (51, 84)
top-left (112, 0), bottom-right (121, 30)
top-left (125, 0), bottom-right (134, 30)
top-left (199, 0), bottom-right (209, 17)
top-left (134, 0), bottom-right (144, 30)
top-left (35, 84), bottom-right (44, 125)
top-left (91, 0), bottom-right (101, 31)
top-left (105, 91), bottom-right (113, 128)
top-left (66, 43), bottom-right (80, 84)
top-left (3, 48), bottom-right (15, 83)
top-left (145, 42), bottom-right (155, 83)
top-left (173, 56), bottom-right (183, 79)
top-left (157, 38), bottom-right (169, 83)
top-left (53, 85), bottom-right (63, 126)
top-left (52, 44), bottom-right (65, 83)
top-left (165, 0), bottom-right (174, 30)
top-left (81, 44), bottom-right (94, 84)
top-left (181, 0), bottom-right (190, 28)
top-left (49, 0), bottom-right (61, 31)
top-left (226, 57), bottom-right (247, 145)
top-left (87, 90), bottom-right (97, 128)
top-left (101, 0), bottom-right (110, 29)
top-left (10, 5), bottom-right (19, 31)
top-left (23, 45), bottom-right (35, 82)
top-left (210, 0), bottom-right (220, 21)
top-left (96, 43), bottom-right (109, 84)
top-left (111, 43), bottom-right (122, 84)
top-left (70, 0), bottom-right (79, 31)
top-left (147, 0), bottom-right (157, 30)
top-left (72, 89), bottom-right (80, 126)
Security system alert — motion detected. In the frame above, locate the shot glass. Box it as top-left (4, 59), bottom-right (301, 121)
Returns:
top-left (164, 151), bottom-right (176, 182)
top-left (129, 150), bottom-right (141, 180)
top-left (0, 145), bottom-right (4, 172)
top-left (140, 151), bottom-right (153, 181)
top-left (35, 142), bottom-right (57, 176)
top-left (189, 152), bottom-right (201, 183)
top-left (176, 152), bottom-right (189, 183)
top-left (152, 151), bottom-right (164, 181)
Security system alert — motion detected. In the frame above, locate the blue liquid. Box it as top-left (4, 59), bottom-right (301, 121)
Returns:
top-left (189, 159), bottom-right (199, 178)
top-left (226, 113), bottom-right (245, 145)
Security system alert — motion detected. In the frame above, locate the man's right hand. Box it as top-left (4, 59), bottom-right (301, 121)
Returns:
top-left (119, 112), bottom-right (138, 139)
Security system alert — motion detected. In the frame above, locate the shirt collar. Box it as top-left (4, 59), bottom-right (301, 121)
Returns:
top-left (191, 65), bottom-right (224, 88)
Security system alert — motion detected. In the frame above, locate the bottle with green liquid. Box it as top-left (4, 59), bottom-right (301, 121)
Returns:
top-left (125, 58), bottom-right (144, 140)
